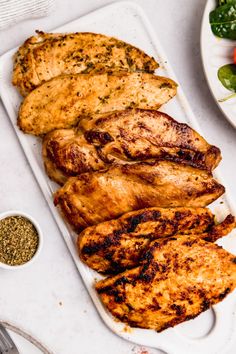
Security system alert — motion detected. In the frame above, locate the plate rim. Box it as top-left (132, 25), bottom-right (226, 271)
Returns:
top-left (0, 320), bottom-right (54, 354)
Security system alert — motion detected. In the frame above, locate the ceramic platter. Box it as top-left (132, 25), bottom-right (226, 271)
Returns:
top-left (201, 0), bottom-right (236, 128)
top-left (1, 2), bottom-right (236, 353)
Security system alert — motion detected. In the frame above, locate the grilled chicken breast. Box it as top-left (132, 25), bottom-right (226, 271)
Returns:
top-left (18, 72), bottom-right (177, 136)
top-left (54, 160), bottom-right (225, 231)
top-left (43, 131), bottom-right (106, 185)
top-left (79, 207), bottom-right (214, 273)
top-left (43, 109), bottom-right (221, 185)
top-left (12, 31), bottom-right (158, 96)
top-left (78, 209), bottom-right (235, 274)
top-left (96, 235), bottom-right (236, 331)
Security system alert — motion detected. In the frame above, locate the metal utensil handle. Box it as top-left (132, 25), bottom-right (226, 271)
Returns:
top-left (0, 324), bottom-right (17, 352)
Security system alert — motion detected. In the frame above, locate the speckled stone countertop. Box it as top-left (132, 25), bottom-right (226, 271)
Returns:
top-left (0, 1), bottom-right (236, 353)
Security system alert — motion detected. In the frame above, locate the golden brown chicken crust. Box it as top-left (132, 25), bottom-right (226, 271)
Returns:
top-left (43, 109), bottom-right (221, 185)
top-left (78, 211), bottom-right (235, 274)
top-left (78, 207), bottom-right (215, 273)
top-left (96, 235), bottom-right (236, 331)
top-left (43, 130), bottom-right (107, 185)
top-left (12, 31), bottom-right (158, 96)
top-left (18, 72), bottom-right (177, 136)
top-left (54, 160), bottom-right (225, 231)
top-left (203, 214), bottom-right (236, 242)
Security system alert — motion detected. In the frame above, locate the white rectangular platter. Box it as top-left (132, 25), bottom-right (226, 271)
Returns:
top-left (1, 2), bottom-right (236, 354)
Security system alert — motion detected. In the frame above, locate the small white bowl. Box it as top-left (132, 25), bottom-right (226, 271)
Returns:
top-left (0, 210), bottom-right (43, 270)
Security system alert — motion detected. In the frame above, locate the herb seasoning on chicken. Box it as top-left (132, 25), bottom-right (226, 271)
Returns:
top-left (12, 31), bottom-right (158, 96)
top-left (0, 216), bottom-right (39, 266)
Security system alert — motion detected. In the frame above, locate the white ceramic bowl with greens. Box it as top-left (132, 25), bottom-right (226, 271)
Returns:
top-left (201, 0), bottom-right (236, 128)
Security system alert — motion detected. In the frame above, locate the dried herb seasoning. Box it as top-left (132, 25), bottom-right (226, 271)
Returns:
top-left (0, 216), bottom-right (39, 266)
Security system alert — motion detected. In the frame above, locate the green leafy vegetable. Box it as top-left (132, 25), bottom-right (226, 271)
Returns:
top-left (218, 64), bottom-right (236, 90)
top-left (218, 92), bottom-right (236, 102)
top-left (218, 0), bottom-right (232, 6)
top-left (218, 64), bottom-right (236, 101)
top-left (210, 0), bottom-right (236, 39)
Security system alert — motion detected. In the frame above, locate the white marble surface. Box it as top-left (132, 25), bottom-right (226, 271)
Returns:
top-left (0, 1), bottom-right (236, 353)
